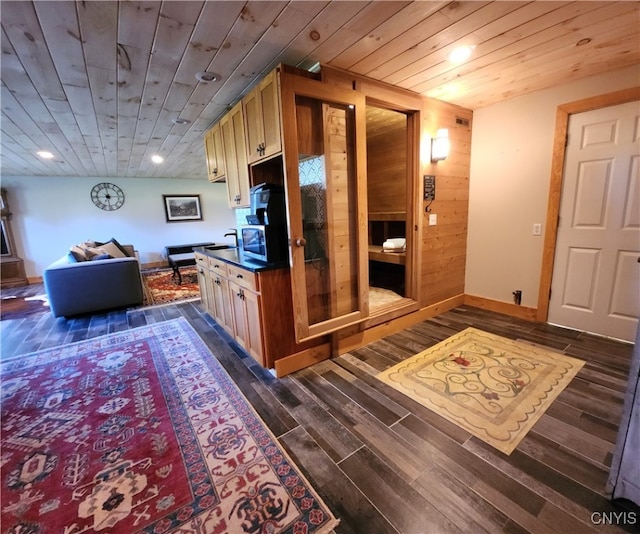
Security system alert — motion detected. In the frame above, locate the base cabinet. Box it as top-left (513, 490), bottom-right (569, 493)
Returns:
top-left (229, 280), bottom-right (263, 364)
top-left (196, 262), bottom-right (213, 312)
top-left (197, 252), bottom-right (265, 365)
top-left (195, 252), bottom-right (325, 371)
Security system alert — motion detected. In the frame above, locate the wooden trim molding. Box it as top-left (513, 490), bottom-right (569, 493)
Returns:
top-left (464, 294), bottom-right (537, 322)
top-left (274, 343), bottom-right (331, 377)
top-left (536, 87), bottom-right (640, 322)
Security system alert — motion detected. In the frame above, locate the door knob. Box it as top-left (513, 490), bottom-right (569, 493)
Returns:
top-left (295, 238), bottom-right (307, 247)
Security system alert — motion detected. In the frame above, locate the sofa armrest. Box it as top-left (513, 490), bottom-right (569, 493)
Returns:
top-left (44, 257), bottom-right (143, 317)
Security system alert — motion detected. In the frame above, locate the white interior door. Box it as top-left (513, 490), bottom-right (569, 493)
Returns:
top-left (549, 100), bottom-right (640, 342)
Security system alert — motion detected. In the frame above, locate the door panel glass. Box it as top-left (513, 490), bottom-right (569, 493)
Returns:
top-left (297, 98), bottom-right (359, 326)
top-left (281, 74), bottom-right (368, 342)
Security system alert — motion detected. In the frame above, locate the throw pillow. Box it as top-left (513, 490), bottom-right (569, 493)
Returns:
top-left (90, 253), bottom-right (113, 261)
top-left (83, 246), bottom-right (109, 260)
top-left (96, 238), bottom-right (130, 258)
top-left (69, 245), bottom-right (87, 262)
top-left (97, 241), bottom-right (128, 258)
top-left (69, 240), bottom-right (99, 261)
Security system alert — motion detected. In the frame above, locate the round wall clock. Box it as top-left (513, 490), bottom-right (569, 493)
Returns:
top-left (90, 182), bottom-right (125, 211)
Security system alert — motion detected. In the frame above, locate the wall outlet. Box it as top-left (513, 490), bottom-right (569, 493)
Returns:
top-left (429, 213), bottom-right (437, 226)
top-left (533, 223), bottom-right (542, 236)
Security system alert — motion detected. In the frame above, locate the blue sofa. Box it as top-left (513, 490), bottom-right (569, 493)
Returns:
top-left (44, 243), bottom-right (144, 318)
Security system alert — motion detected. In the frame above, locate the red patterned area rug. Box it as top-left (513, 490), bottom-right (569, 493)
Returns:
top-left (141, 267), bottom-right (200, 306)
top-left (1, 318), bottom-right (339, 533)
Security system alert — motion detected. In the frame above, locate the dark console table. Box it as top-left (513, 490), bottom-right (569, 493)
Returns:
top-left (165, 242), bottom-right (216, 285)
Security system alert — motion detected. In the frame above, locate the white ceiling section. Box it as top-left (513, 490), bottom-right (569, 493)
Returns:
top-left (1, 1), bottom-right (638, 180)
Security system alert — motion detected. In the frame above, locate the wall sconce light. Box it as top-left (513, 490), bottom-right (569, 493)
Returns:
top-left (431, 128), bottom-right (450, 162)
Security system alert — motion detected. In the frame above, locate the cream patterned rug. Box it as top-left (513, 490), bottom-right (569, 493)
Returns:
top-left (377, 327), bottom-right (585, 454)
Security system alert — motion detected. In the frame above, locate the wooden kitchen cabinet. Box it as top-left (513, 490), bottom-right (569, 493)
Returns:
top-left (195, 250), bottom-right (328, 373)
top-left (204, 122), bottom-right (225, 182)
top-left (228, 279), bottom-right (264, 365)
top-left (227, 263), bottom-right (264, 365)
top-left (220, 101), bottom-right (250, 207)
top-left (244, 69), bottom-right (282, 164)
top-left (197, 257), bottom-right (265, 366)
top-left (210, 261), bottom-right (234, 336)
top-left (196, 253), bottom-right (215, 313)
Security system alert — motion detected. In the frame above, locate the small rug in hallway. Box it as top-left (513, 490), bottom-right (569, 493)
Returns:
top-left (377, 327), bottom-right (585, 455)
top-left (1, 294), bottom-right (49, 320)
top-left (141, 267), bottom-right (200, 306)
top-left (1, 318), bottom-right (339, 533)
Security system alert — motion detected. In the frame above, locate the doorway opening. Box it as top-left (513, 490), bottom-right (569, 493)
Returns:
top-left (365, 105), bottom-right (414, 312)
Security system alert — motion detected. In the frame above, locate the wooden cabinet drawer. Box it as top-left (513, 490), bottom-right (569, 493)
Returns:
top-left (209, 258), bottom-right (228, 277)
top-left (227, 264), bottom-right (258, 292)
top-left (195, 252), bottom-right (209, 267)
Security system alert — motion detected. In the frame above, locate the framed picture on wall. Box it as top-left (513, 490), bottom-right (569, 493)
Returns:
top-left (163, 195), bottom-right (202, 222)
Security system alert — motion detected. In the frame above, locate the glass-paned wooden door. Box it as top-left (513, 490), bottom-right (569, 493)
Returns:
top-left (280, 73), bottom-right (369, 342)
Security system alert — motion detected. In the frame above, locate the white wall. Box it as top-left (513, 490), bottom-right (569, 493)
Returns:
top-left (1, 176), bottom-right (236, 278)
top-left (466, 65), bottom-right (640, 308)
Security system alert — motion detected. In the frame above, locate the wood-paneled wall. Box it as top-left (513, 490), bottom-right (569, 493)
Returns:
top-left (367, 108), bottom-right (407, 217)
top-left (420, 100), bottom-right (472, 306)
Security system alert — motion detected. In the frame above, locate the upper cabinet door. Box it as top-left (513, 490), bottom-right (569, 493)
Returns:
top-left (244, 70), bottom-right (282, 164)
top-left (280, 72), bottom-right (369, 342)
top-left (204, 122), bottom-right (225, 182)
top-left (220, 102), bottom-right (250, 208)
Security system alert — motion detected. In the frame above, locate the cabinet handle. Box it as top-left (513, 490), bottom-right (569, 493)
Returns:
top-left (236, 273), bottom-right (243, 279)
top-left (213, 168), bottom-right (218, 175)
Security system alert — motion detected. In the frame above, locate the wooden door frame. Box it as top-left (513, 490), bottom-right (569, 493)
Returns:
top-left (536, 87), bottom-right (640, 322)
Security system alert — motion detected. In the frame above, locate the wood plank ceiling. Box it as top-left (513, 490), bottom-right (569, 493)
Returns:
top-left (1, 1), bottom-right (638, 180)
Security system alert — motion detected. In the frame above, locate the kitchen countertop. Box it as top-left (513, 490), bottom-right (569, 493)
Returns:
top-left (194, 246), bottom-right (288, 273)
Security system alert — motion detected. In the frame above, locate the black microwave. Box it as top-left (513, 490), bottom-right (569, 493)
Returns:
top-left (241, 224), bottom-right (288, 263)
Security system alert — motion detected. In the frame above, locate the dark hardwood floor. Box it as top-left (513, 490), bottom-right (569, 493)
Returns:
top-left (1, 283), bottom-right (637, 533)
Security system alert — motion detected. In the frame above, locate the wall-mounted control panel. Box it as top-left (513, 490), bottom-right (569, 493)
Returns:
top-left (424, 175), bottom-right (436, 201)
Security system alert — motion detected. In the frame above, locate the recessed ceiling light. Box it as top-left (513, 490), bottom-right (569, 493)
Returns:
top-left (195, 71), bottom-right (218, 83)
top-left (151, 155), bottom-right (164, 164)
top-left (37, 151), bottom-right (54, 159)
top-left (173, 117), bottom-right (191, 125)
top-left (448, 45), bottom-right (474, 64)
